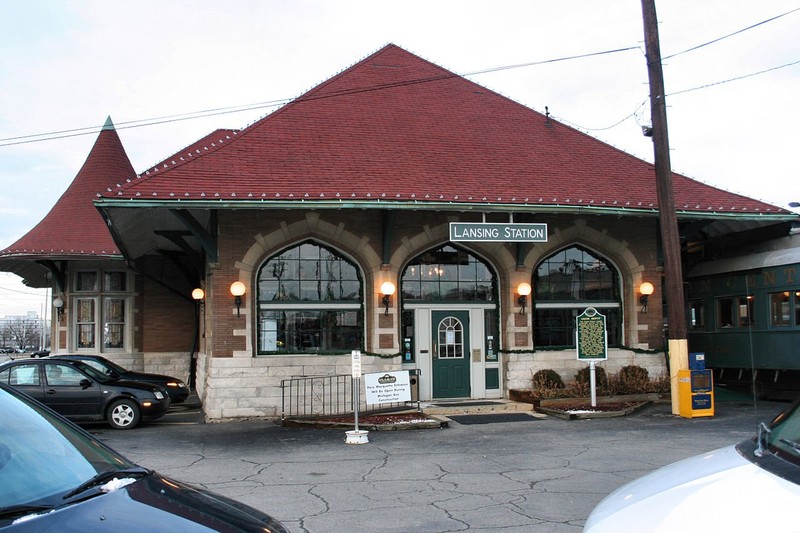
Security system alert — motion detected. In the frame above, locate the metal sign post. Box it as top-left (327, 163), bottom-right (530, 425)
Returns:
top-left (345, 350), bottom-right (369, 444)
top-left (576, 307), bottom-right (608, 407)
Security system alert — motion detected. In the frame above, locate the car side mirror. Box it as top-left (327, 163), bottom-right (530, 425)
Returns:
top-left (80, 379), bottom-right (92, 390)
top-left (108, 370), bottom-right (120, 379)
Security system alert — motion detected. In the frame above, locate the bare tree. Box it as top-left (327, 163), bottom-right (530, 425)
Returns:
top-left (1, 317), bottom-right (43, 352)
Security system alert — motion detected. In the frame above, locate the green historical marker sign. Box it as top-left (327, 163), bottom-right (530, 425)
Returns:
top-left (576, 307), bottom-right (607, 361)
top-left (449, 222), bottom-right (548, 242)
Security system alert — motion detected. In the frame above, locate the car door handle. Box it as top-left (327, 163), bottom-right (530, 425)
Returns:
top-left (46, 389), bottom-right (57, 394)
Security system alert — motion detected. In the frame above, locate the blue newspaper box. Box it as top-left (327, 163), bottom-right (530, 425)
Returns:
top-left (689, 352), bottom-right (706, 371)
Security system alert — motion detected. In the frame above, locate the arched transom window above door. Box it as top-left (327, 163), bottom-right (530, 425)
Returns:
top-left (256, 241), bottom-right (363, 354)
top-left (401, 244), bottom-right (495, 302)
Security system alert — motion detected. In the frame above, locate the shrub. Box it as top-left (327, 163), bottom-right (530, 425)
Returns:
top-left (609, 365), bottom-right (663, 394)
top-left (619, 365), bottom-right (649, 382)
top-left (613, 365), bottom-right (650, 394)
top-left (532, 369), bottom-right (565, 390)
top-left (574, 365), bottom-right (608, 387)
top-left (649, 374), bottom-right (671, 394)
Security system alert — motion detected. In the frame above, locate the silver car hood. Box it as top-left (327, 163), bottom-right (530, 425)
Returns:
top-left (584, 444), bottom-right (800, 532)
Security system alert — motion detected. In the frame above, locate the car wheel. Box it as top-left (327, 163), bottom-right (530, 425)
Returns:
top-left (108, 399), bottom-right (141, 430)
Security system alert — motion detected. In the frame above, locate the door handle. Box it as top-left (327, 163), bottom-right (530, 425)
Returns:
top-left (46, 389), bottom-right (57, 394)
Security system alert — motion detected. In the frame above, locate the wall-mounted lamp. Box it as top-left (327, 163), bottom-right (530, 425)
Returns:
top-left (53, 296), bottom-right (64, 320)
top-left (517, 282), bottom-right (532, 315)
top-left (639, 282), bottom-right (654, 313)
top-left (192, 288), bottom-right (205, 310)
top-left (380, 281), bottom-right (396, 315)
top-left (230, 281), bottom-right (246, 317)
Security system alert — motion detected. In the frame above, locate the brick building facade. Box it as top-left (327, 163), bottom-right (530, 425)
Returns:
top-left (2, 45), bottom-right (794, 421)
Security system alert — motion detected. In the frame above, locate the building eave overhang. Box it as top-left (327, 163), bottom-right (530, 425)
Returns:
top-left (0, 252), bottom-right (124, 260)
top-left (94, 198), bottom-right (798, 222)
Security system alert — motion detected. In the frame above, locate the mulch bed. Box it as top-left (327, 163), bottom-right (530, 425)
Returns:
top-left (282, 412), bottom-right (446, 430)
top-left (540, 401), bottom-right (644, 413)
top-left (535, 400), bottom-right (650, 419)
top-left (323, 413), bottom-right (433, 424)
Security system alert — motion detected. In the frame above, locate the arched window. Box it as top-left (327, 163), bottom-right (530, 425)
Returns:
top-left (437, 317), bottom-right (465, 359)
top-left (400, 244), bottom-right (498, 365)
top-left (533, 246), bottom-right (621, 347)
top-left (401, 244), bottom-right (495, 302)
top-left (256, 241), bottom-right (363, 354)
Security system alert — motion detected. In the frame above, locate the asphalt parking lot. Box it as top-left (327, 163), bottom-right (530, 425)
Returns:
top-left (91, 393), bottom-right (789, 533)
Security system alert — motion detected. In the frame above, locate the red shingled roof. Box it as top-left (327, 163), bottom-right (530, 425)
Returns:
top-left (105, 44), bottom-right (782, 214)
top-left (1, 118), bottom-right (134, 258)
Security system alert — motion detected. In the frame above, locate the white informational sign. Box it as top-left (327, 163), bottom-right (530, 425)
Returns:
top-left (260, 319), bottom-right (277, 351)
top-left (351, 350), bottom-right (362, 378)
top-left (364, 371), bottom-right (411, 405)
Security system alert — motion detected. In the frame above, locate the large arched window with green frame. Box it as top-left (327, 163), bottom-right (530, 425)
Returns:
top-left (256, 241), bottom-right (363, 354)
top-left (533, 245), bottom-right (621, 347)
top-left (401, 244), bottom-right (496, 302)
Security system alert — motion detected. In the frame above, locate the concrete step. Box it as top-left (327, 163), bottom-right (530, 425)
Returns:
top-left (420, 399), bottom-right (534, 416)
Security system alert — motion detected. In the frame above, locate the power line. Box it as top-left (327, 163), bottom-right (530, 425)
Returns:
top-left (0, 98), bottom-right (291, 143)
top-left (555, 99), bottom-right (649, 132)
top-left (1, 6), bottom-right (796, 149)
top-left (668, 59), bottom-right (800, 96)
top-left (0, 47), bottom-right (640, 148)
top-left (560, 7), bottom-right (800, 133)
top-left (0, 284), bottom-right (48, 297)
top-left (549, 55), bottom-right (798, 133)
top-left (663, 7), bottom-right (800, 61)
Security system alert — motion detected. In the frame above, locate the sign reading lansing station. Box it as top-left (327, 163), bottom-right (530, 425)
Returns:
top-left (450, 222), bottom-right (548, 242)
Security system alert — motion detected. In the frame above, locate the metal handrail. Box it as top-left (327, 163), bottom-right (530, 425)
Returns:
top-left (280, 373), bottom-right (419, 420)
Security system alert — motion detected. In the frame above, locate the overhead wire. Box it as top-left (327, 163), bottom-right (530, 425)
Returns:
top-left (668, 59), bottom-right (800, 97)
top-left (663, 6), bottom-right (800, 60)
top-left (2, 4), bottom-right (797, 147)
top-left (553, 6), bottom-right (800, 133)
top-left (0, 47), bottom-right (641, 148)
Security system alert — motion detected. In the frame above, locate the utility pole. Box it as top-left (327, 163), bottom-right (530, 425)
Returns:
top-left (641, 0), bottom-right (688, 415)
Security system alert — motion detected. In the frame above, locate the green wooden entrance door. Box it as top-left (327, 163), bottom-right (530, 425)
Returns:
top-left (432, 310), bottom-right (471, 398)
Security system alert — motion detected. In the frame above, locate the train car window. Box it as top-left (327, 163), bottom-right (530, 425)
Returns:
top-left (717, 298), bottom-right (734, 328)
top-left (769, 291), bottom-right (791, 326)
top-left (795, 291), bottom-right (800, 326)
top-left (689, 300), bottom-right (705, 329)
top-left (737, 295), bottom-right (755, 328)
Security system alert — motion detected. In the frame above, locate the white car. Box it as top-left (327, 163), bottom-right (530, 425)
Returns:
top-left (584, 400), bottom-right (800, 532)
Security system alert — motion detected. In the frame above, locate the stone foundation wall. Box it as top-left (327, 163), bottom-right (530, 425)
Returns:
top-left (190, 350), bottom-right (666, 421)
top-left (103, 352), bottom-right (191, 384)
top-left (200, 355), bottom-right (400, 421)
top-left (505, 349), bottom-right (667, 391)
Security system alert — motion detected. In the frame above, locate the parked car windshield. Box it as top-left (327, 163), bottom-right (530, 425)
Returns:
top-left (85, 356), bottom-right (128, 376)
top-left (70, 360), bottom-right (116, 384)
top-left (0, 385), bottom-right (136, 511)
top-left (767, 400), bottom-right (800, 463)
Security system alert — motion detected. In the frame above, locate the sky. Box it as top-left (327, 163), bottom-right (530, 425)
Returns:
top-left (1, 0), bottom-right (798, 318)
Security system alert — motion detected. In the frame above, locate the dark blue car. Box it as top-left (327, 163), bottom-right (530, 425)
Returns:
top-left (46, 354), bottom-right (190, 404)
top-left (0, 359), bottom-right (170, 430)
top-left (0, 382), bottom-right (287, 531)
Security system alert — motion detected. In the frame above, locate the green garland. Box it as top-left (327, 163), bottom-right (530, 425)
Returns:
top-left (257, 350), bottom-right (400, 359)
top-left (499, 345), bottom-right (664, 355)
top-left (259, 346), bottom-right (662, 359)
